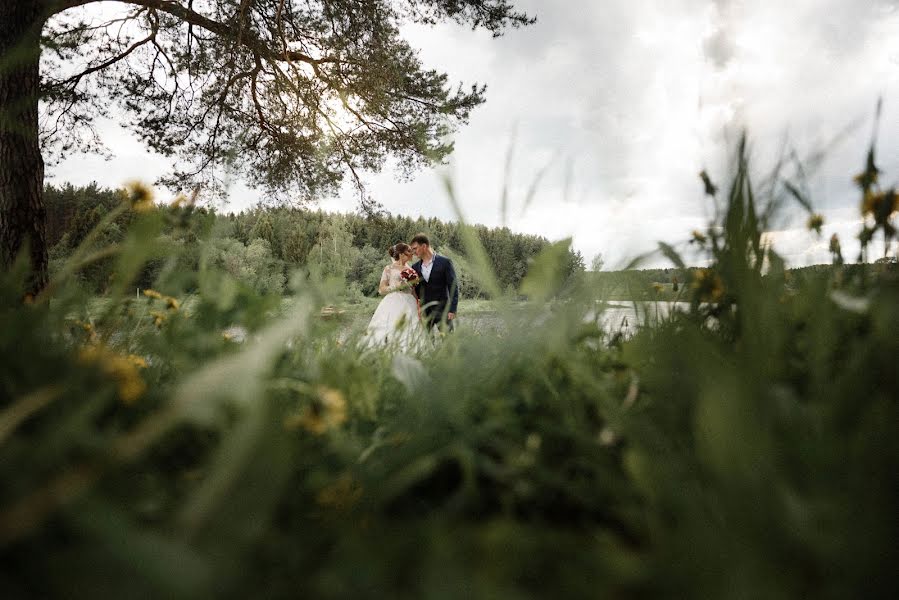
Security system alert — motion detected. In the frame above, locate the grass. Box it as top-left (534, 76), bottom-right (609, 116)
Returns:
top-left (1, 135), bottom-right (898, 599)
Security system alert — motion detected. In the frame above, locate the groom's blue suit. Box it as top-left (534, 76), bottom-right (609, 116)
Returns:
top-left (412, 254), bottom-right (459, 331)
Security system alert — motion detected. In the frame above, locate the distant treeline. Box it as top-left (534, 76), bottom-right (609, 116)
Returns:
top-left (591, 262), bottom-right (897, 302)
top-left (45, 183), bottom-right (586, 298)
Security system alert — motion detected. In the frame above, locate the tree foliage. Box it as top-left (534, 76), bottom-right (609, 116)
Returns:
top-left (39, 0), bottom-right (533, 200)
top-left (44, 182), bottom-right (581, 298)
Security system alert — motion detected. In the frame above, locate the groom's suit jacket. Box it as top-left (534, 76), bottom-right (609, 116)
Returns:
top-left (412, 254), bottom-right (459, 321)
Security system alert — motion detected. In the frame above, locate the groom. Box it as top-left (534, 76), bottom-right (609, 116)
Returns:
top-left (409, 233), bottom-right (459, 332)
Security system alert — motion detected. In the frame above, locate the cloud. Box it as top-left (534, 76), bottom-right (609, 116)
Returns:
top-left (703, 0), bottom-right (736, 70)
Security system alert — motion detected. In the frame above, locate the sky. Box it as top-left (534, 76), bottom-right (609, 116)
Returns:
top-left (50, 0), bottom-right (899, 269)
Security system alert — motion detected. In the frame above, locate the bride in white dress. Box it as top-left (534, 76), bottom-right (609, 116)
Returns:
top-left (363, 242), bottom-right (423, 348)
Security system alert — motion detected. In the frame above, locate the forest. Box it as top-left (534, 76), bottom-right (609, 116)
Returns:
top-left (44, 182), bottom-right (586, 301)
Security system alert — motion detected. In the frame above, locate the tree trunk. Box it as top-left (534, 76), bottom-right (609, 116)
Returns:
top-left (0, 2), bottom-right (48, 294)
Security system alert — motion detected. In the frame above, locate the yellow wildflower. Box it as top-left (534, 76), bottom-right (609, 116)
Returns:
top-left (285, 386), bottom-right (347, 435)
top-left (72, 319), bottom-right (98, 343)
top-left (124, 180), bottom-right (155, 212)
top-left (150, 310), bottom-right (167, 328)
top-left (692, 269), bottom-right (725, 303)
top-left (691, 230), bottom-right (708, 245)
top-left (651, 282), bottom-right (665, 294)
top-left (77, 345), bottom-right (146, 404)
top-left (126, 354), bottom-right (148, 369)
top-left (144, 288), bottom-right (180, 311)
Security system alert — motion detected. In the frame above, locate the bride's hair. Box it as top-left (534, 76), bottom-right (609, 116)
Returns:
top-left (388, 242), bottom-right (410, 260)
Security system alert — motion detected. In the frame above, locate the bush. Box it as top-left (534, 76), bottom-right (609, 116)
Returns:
top-left (205, 237), bottom-right (286, 295)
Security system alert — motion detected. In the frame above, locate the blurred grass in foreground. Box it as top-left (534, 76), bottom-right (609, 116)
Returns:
top-left (1, 135), bottom-right (898, 599)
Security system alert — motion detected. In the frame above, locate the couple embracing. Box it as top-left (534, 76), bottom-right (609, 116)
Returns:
top-left (364, 233), bottom-right (459, 347)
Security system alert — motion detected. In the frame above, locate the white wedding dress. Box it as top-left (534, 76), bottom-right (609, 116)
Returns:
top-left (363, 264), bottom-right (423, 348)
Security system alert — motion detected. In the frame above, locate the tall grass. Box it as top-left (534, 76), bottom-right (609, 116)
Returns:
top-left (0, 135), bottom-right (897, 599)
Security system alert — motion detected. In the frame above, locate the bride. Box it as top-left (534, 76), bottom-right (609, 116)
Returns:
top-left (363, 242), bottom-right (423, 348)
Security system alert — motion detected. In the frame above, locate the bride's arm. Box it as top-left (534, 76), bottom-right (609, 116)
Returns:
top-left (378, 267), bottom-right (392, 295)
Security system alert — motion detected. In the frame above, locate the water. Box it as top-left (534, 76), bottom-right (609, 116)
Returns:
top-left (224, 301), bottom-right (691, 344)
top-left (595, 301), bottom-right (690, 335)
top-left (455, 301), bottom-right (690, 337)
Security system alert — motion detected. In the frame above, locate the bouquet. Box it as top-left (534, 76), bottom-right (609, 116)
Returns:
top-left (400, 267), bottom-right (419, 283)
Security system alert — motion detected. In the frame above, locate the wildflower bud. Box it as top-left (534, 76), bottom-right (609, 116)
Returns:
top-left (807, 213), bottom-right (824, 234)
top-left (859, 227), bottom-right (874, 245)
top-left (829, 233), bottom-right (844, 266)
top-left (853, 168), bottom-right (879, 191)
top-left (829, 234), bottom-right (841, 254)
top-left (699, 170), bottom-right (718, 196)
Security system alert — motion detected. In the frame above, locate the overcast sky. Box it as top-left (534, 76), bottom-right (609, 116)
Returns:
top-left (50, 0), bottom-right (899, 268)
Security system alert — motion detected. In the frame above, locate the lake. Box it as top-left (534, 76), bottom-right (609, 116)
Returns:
top-left (223, 300), bottom-right (692, 343)
top-left (452, 301), bottom-right (691, 337)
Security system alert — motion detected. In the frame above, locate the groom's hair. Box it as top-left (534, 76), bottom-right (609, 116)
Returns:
top-left (410, 233), bottom-right (430, 247)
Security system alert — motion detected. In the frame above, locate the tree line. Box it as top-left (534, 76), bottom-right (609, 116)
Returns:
top-left (45, 183), bottom-right (586, 300)
top-left (590, 263), bottom-right (895, 302)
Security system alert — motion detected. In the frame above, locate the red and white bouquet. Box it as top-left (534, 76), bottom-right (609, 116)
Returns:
top-left (400, 266), bottom-right (422, 318)
top-left (400, 267), bottom-right (419, 283)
